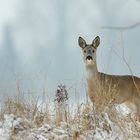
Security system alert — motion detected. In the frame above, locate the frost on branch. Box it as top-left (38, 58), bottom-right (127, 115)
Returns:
top-left (54, 85), bottom-right (69, 124)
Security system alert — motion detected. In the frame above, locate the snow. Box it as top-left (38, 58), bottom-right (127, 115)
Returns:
top-left (0, 104), bottom-right (139, 140)
top-left (116, 104), bottom-right (131, 116)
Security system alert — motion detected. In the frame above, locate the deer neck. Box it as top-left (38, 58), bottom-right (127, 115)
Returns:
top-left (85, 60), bottom-right (98, 80)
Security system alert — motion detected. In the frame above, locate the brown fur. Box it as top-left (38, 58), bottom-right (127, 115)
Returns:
top-left (87, 64), bottom-right (140, 115)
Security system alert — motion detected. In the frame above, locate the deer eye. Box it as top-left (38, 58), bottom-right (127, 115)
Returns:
top-left (84, 50), bottom-right (86, 53)
top-left (92, 50), bottom-right (94, 53)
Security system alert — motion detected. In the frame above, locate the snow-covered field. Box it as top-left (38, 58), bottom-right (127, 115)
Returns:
top-left (0, 101), bottom-right (139, 140)
top-left (0, 85), bottom-right (139, 140)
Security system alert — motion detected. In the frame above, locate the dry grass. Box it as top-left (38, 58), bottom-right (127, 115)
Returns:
top-left (0, 83), bottom-right (140, 140)
top-left (0, 95), bottom-right (51, 128)
top-left (89, 75), bottom-right (119, 115)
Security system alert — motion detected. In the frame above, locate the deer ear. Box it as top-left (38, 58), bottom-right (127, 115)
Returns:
top-left (78, 37), bottom-right (86, 49)
top-left (92, 36), bottom-right (100, 48)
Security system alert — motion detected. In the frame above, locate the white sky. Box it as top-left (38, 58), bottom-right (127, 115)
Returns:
top-left (0, 0), bottom-right (140, 101)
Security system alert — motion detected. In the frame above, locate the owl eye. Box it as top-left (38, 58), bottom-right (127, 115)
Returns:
top-left (84, 50), bottom-right (86, 53)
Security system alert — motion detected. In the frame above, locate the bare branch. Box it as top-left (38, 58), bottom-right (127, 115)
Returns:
top-left (102, 21), bottom-right (140, 31)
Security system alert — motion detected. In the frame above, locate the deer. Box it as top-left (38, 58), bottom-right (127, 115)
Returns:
top-left (78, 36), bottom-right (140, 117)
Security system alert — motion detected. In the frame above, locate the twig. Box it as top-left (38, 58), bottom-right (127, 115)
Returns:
top-left (102, 21), bottom-right (140, 31)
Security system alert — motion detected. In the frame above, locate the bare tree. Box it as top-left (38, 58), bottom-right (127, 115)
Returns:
top-left (102, 21), bottom-right (140, 31)
top-left (102, 21), bottom-right (140, 92)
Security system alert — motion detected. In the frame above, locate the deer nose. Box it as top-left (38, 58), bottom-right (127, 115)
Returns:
top-left (86, 55), bottom-right (93, 60)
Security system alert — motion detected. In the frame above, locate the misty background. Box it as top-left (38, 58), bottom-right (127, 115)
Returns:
top-left (0, 0), bottom-right (140, 103)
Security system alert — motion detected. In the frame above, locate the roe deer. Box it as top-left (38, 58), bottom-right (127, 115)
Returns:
top-left (78, 36), bottom-right (140, 116)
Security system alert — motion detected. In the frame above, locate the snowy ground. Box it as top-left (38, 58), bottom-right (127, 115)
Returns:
top-left (0, 113), bottom-right (120, 140)
top-left (0, 104), bottom-right (139, 140)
